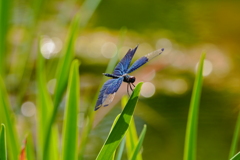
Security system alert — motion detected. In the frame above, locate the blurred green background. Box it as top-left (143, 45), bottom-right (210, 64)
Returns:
top-left (1, 0), bottom-right (240, 159)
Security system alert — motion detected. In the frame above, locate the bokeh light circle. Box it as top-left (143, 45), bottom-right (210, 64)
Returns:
top-left (140, 82), bottom-right (156, 98)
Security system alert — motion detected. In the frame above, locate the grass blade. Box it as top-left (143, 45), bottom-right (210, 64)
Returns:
top-left (0, 0), bottom-right (10, 76)
top-left (110, 114), bottom-right (121, 160)
top-left (0, 124), bottom-right (7, 160)
top-left (230, 152), bottom-right (240, 160)
top-left (53, 13), bottom-right (80, 108)
top-left (78, 27), bottom-right (127, 159)
top-left (229, 110), bottom-right (240, 158)
top-left (115, 137), bottom-right (126, 160)
top-left (79, 0), bottom-right (103, 27)
top-left (49, 125), bottom-right (59, 160)
top-left (26, 135), bottom-right (35, 160)
top-left (62, 60), bottom-right (80, 160)
top-left (183, 53), bottom-right (205, 160)
top-left (36, 41), bottom-right (54, 160)
top-left (96, 82), bottom-right (143, 160)
top-left (130, 125), bottom-right (147, 160)
top-left (43, 13), bottom-right (80, 158)
top-left (121, 96), bottom-right (143, 160)
top-left (0, 76), bottom-right (19, 160)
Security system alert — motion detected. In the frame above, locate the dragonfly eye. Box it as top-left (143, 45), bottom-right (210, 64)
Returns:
top-left (129, 76), bottom-right (135, 83)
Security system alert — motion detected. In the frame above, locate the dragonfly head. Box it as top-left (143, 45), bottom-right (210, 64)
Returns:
top-left (128, 76), bottom-right (135, 83)
top-left (123, 75), bottom-right (135, 83)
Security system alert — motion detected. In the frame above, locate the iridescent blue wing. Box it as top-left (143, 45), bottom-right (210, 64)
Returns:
top-left (113, 46), bottom-right (138, 76)
top-left (95, 77), bottom-right (123, 111)
top-left (127, 48), bottom-right (164, 74)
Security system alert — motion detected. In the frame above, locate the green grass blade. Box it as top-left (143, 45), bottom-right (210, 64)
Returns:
top-left (121, 96), bottom-right (143, 160)
top-left (79, 0), bottom-right (103, 27)
top-left (230, 152), bottom-right (240, 160)
top-left (96, 82), bottom-right (143, 160)
top-left (229, 111), bottom-right (240, 158)
top-left (78, 28), bottom-right (127, 159)
top-left (36, 41), bottom-right (54, 160)
top-left (110, 114), bottom-right (121, 160)
top-left (0, 0), bottom-right (10, 76)
top-left (0, 124), bottom-right (7, 160)
top-left (115, 137), bottom-right (126, 160)
top-left (110, 114), bottom-right (121, 133)
top-left (62, 60), bottom-right (80, 160)
top-left (26, 134), bottom-right (35, 160)
top-left (183, 53), bottom-right (205, 160)
top-left (0, 76), bottom-right (19, 160)
top-left (130, 125), bottom-right (147, 160)
top-left (43, 13), bottom-right (80, 159)
top-left (49, 125), bottom-right (59, 160)
top-left (31, 0), bottom-right (44, 22)
top-left (53, 13), bottom-right (80, 108)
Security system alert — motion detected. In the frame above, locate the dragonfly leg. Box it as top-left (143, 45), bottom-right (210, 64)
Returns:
top-left (127, 83), bottom-right (131, 96)
top-left (130, 83), bottom-right (135, 92)
top-left (132, 83), bottom-right (135, 87)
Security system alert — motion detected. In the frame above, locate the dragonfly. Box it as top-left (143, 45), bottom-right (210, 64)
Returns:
top-left (95, 45), bottom-right (164, 111)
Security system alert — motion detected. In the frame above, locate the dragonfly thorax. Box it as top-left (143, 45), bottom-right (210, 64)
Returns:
top-left (123, 74), bottom-right (135, 83)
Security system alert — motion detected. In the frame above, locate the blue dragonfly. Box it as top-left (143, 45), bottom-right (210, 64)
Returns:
top-left (95, 45), bottom-right (164, 111)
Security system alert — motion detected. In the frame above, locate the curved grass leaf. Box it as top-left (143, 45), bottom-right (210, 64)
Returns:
top-left (49, 125), bottom-right (59, 160)
top-left (0, 124), bottom-right (7, 160)
top-left (96, 82), bottom-right (143, 160)
top-left (121, 96), bottom-right (143, 160)
top-left (0, 76), bottom-right (19, 160)
top-left (53, 13), bottom-right (80, 108)
top-left (183, 53), bottom-right (205, 160)
top-left (230, 152), bottom-right (240, 160)
top-left (36, 42), bottom-right (54, 160)
top-left (43, 13), bottom-right (80, 158)
top-left (229, 110), bottom-right (240, 159)
top-left (78, 27), bottom-right (127, 159)
top-left (79, 0), bottom-right (103, 27)
top-left (62, 60), bottom-right (80, 160)
top-left (0, 0), bottom-right (11, 76)
top-left (115, 137), bottom-right (126, 160)
top-left (26, 134), bottom-right (35, 160)
top-left (110, 114), bottom-right (121, 160)
top-left (130, 125), bottom-right (147, 160)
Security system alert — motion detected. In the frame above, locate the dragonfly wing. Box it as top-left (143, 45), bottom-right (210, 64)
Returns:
top-left (113, 45), bottom-right (138, 76)
top-left (127, 48), bottom-right (164, 74)
top-left (95, 77), bottom-right (123, 111)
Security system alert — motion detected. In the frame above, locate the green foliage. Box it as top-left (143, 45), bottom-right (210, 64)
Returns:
top-left (130, 125), bottom-right (147, 160)
top-left (78, 27), bottom-right (127, 159)
top-left (0, 124), bottom-right (7, 160)
top-left (183, 53), bottom-right (205, 160)
top-left (26, 134), bottom-right (35, 160)
top-left (122, 95), bottom-right (143, 160)
top-left (0, 0), bottom-right (10, 76)
top-left (96, 82), bottom-right (143, 160)
top-left (0, 0), bottom-right (238, 158)
top-left (115, 137), bottom-right (126, 160)
top-left (36, 41), bottom-right (54, 160)
top-left (0, 77), bottom-right (19, 160)
top-left (43, 12), bottom-right (81, 158)
top-left (62, 60), bottom-right (80, 160)
top-left (230, 152), bottom-right (240, 160)
top-left (229, 111), bottom-right (240, 159)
